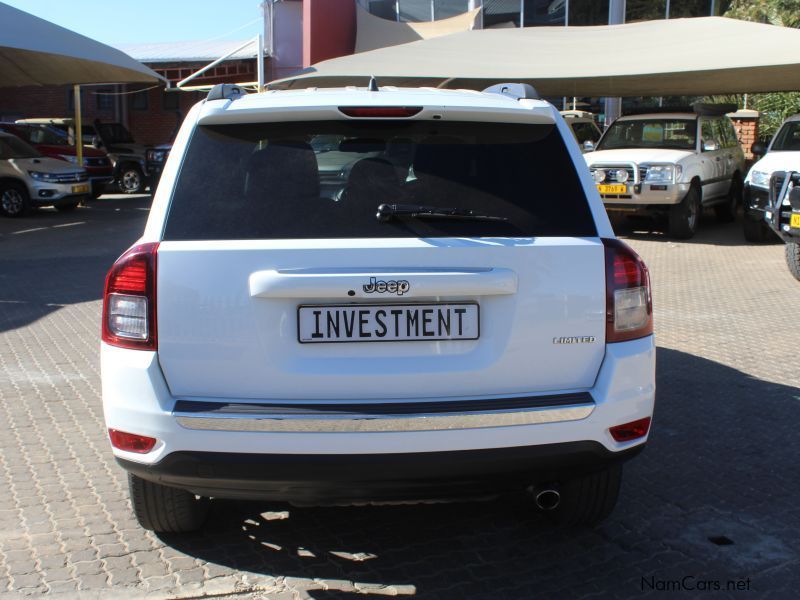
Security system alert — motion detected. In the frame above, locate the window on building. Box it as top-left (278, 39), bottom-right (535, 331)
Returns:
top-left (569, 0), bottom-right (609, 25)
top-left (669, 0), bottom-right (712, 18)
top-left (163, 91), bottom-right (180, 110)
top-left (434, 0), bottom-right (470, 19)
top-left (367, 0), bottom-right (397, 20)
top-left (523, 0), bottom-right (564, 26)
top-left (484, 0), bottom-right (522, 28)
top-left (130, 89), bottom-right (148, 111)
top-left (626, 0), bottom-right (666, 22)
top-left (96, 87), bottom-right (114, 111)
top-left (399, 0), bottom-right (433, 21)
top-left (67, 86), bottom-right (86, 112)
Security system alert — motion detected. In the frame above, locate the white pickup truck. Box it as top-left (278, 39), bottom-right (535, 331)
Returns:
top-left (585, 106), bottom-right (746, 239)
top-left (101, 83), bottom-right (656, 533)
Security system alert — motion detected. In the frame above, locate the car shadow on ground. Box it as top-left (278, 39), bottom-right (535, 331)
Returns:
top-left (611, 213), bottom-right (783, 247)
top-left (159, 347), bottom-right (800, 598)
top-left (0, 195), bottom-right (150, 333)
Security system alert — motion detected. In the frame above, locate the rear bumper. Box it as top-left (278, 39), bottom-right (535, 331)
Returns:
top-left (117, 442), bottom-right (643, 503)
top-left (102, 335), bottom-right (655, 472)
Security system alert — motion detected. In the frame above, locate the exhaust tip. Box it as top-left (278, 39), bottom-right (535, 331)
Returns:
top-left (534, 488), bottom-right (561, 511)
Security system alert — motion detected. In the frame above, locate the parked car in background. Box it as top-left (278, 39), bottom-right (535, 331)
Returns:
top-left (759, 171), bottom-right (800, 280)
top-left (0, 122), bottom-right (113, 198)
top-left (17, 118), bottom-right (150, 194)
top-left (560, 110), bottom-right (602, 152)
top-left (0, 131), bottom-right (89, 217)
top-left (743, 114), bottom-right (800, 242)
top-left (145, 144), bottom-right (171, 190)
top-left (102, 83), bottom-right (655, 533)
top-left (584, 105), bottom-right (746, 239)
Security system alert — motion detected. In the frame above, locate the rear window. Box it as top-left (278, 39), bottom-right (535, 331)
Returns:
top-left (162, 120), bottom-right (596, 240)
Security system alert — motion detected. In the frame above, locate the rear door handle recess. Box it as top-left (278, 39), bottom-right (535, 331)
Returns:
top-left (249, 268), bottom-right (518, 299)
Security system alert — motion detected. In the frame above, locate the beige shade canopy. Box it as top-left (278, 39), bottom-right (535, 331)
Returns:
top-left (0, 2), bottom-right (164, 86)
top-left (272, 17), bottom-right (800, 96)
top-left (355, 3), bottom-right (481, 53)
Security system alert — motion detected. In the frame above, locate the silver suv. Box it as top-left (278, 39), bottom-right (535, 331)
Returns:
top-left (0, 132), bottom-right (89, 217)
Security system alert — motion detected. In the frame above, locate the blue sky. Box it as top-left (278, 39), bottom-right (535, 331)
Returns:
top-left (3, 1), bottom-right (266, 46)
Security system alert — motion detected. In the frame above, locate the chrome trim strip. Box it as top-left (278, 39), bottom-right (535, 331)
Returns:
top-left (175, 403), bottom-right (595, 433)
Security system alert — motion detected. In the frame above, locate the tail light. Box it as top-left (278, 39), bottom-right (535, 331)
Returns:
top-left (603, 238), bottom-right (652, 343)
top-left (102, 242), bottom-right (158, 350)
top-left (609, 417), bottom-right (651, 442)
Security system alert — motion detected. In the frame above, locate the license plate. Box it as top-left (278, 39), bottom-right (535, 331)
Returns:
top-left (791, 214), bottom-right (800, 229)
top-left (597, 184), bottom-right (628, 194)
top-left (71, 184), bottom-right (89, 194)
top-left (298, 303), bottom-right (479, 343)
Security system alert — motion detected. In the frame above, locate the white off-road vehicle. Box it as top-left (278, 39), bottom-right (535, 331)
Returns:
top-left (743, 114), bottom-right (800, 242)
top-left (101, 83), bottom-right (656, 533)
top-left (584, 105), bottom-right (746, 239)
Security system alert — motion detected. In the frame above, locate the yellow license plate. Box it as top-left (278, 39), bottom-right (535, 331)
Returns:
top-left (791, 214), bottom-right (800, 229)
top-left (72, 184), bottom-right (89, 194)
top-left (597, 184), bottom-right (628, 195)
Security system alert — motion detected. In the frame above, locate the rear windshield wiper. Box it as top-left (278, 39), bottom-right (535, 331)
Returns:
top-left (376, 203), bottom-right (508, 223)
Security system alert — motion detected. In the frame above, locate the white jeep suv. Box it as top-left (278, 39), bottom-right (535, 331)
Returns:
top-left (584, 106), bottom-right (745, 239)
top-left (101, 83), bottom-right (656, 532)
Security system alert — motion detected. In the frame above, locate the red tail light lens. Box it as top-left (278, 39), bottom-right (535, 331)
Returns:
top-left (108, 429), bottom-right (157, 453)
top-left (102, 242), bottom-right (158, 350)
top-left (603, 238), bottom-right (653, 343)
top-left (609, 417), bottom-right (652, 442)
top-left (338, 106), bottom-right (423, 118)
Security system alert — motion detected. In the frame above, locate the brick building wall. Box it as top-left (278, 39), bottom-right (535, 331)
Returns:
top-left (729, 109), bottom-right (760, 163)
top-left (0, 59), bottom-right (259, 146)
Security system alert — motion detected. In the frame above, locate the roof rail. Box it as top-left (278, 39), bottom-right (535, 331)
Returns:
top-left (207, 83), bottom-right (248, 102)
top-left (691, 102), bottom-right (738, 116)
top-left (482, 83), bottom-right (539, 101)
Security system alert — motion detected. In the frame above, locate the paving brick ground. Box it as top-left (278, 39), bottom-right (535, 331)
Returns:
top-left (0, 197), bottom-right (798, 599)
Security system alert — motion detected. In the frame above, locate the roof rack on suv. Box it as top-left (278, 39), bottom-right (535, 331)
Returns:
top-left (206, 84), bottom-right (248, 102)
top-left (691, 102), bottom-right (738, 116)
top-left (622, 103), bottom-right (738, 117)
top-left (482, 83), bottom-right (539, 101)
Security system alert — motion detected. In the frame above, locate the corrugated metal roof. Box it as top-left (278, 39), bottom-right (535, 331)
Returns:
top-left (114, 39), bottom-right (257, 64)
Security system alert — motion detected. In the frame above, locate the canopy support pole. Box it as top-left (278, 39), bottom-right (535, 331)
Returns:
top-left (73, 84), bottom-right (82, 169)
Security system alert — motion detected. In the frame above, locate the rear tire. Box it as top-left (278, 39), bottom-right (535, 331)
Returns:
top-left (786, 242), bottom-right (800, 281)
top-left (547, 464), bottom-right (622, 527)
top-left (668, 185), bottom-right (700, 239)
top-left (128, 473), bottom-right (209, 532)
top-left (715, 177), bottom-right (741, 223)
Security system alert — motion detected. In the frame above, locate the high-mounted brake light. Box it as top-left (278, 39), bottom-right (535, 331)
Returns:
top-left (102, 242), bottom-right (159, 350)
top-left (603, 239), bottom-right (653, 343)
top-left (108, 429), bottom-right (157, 453)
top-left (338, 106), bottom-right (423, 118)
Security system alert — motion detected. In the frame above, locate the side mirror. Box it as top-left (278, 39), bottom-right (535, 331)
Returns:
top-left (751, 141), bottom-right (767, 156)
top-left (702, 139), bottom-right (720, 152)
top-left (91, 136), bottom-right (103, 148)
top-left (582, 140), bottom-right (595, 152)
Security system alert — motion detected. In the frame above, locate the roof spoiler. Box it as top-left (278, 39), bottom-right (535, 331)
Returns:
top-left (206, 83), bottom-right (248, 102)
top-left (482, 83), bottom-right (539, 101)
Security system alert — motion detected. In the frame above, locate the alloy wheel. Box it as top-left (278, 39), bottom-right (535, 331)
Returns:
top-left (121, 170), bottom-right (142, 193)
top-left (1, 189), bottom-right (24, 215)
